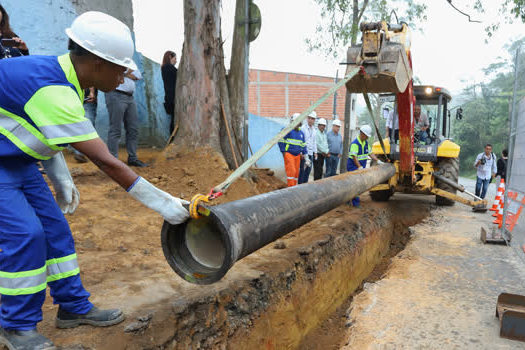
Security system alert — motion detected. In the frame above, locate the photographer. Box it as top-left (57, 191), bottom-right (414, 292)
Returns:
top-left (474, 144), bottom-right (497, 199)
top-left (0, 5), bottom-right (29, 59)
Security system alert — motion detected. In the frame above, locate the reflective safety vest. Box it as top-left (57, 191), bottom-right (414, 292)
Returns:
top-left (348, 137), bottom-right (370, 170)
top-left (0, 54), bottom-right (98, 161)
top-left (278, 129), bottom-right (307, 156)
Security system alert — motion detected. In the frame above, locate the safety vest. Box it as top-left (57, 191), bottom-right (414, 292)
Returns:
top-left (0, 54), bottom-right (98, 161)
top-left (278, 129), bottom-right (306, 156)
top-left (349, 137), bottom-right (370, 161)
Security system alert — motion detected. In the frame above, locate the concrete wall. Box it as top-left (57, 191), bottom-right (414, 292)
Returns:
top-left (3, 0), bottom-right (170, 147)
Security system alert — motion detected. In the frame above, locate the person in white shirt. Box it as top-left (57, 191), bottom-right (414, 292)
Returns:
top-left (105, 68), bottom-right (148, 167)
top-left (298, 111), bottom-right (317, 184)
top-left (474, 143), bottom-right (497, 199)
top-left (386, 107), bottom-right (399, 144)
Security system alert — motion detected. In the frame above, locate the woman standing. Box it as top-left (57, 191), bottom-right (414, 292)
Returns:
top-left (0, 5), bottom-right (29, 58)
top-left (161, 50), bottom-right (177, 136)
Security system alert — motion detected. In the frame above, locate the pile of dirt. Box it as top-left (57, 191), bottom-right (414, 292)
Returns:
top-left (39, 146), bottom-right (284, 346)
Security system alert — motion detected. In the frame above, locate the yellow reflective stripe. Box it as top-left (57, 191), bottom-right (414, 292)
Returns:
top-left (0, 266), bottom-right (46, 279)
top-left (47, 268), bottom-right (80, 283)
top-left (45, 132), bottom-right (98, 145)
top-left (0, 107), bottom-right (62, 151)
top-left (0, 127), bottom-right (50, 160)
top-left (46, 253), bottom-right (77, 266)
top-left (24, 86), bottom-right (85, 129)
top-left (39, 120), bottom-right (95, 140)
top-left (0, 282), bottom-right (47, 296)
top-left (0, 266), bottom-right (47, 296)
top-left (58, 54), bottom-right (84, 100)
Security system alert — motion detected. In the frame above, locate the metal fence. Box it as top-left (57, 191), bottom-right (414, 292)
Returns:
top-left (502, 47), bottom-right (525, 253)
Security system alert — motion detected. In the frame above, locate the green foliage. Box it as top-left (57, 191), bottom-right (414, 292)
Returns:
top-left (306, 0), bottom-right (427, 58)
top-left (451, 38), bottom-right (525, 175)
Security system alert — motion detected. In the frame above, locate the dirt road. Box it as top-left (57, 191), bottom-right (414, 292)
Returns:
top-left (342, 196), bottom-right (525, 349)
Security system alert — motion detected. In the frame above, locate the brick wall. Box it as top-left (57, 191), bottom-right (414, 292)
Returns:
top-left (248, 69), bottom-right (347, 122)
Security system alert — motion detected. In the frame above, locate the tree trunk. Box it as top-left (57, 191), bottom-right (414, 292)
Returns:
top-left (227, 0), bottom-right (249, 162)
top-left (176, 0), bottom-right (238, 168)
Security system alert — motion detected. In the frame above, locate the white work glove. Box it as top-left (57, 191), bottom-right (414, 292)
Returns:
top-left (377, 160), bottom-right (385, 165)
top-left (304, 158), bottom-right (312, 168)
top-left (128, 177), bottom-right (189, 225)
top-left (41, 152), bottom-right (80, 214)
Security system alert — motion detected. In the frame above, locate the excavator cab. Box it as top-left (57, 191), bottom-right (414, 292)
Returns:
top-left (377, 85), bottom-right (459, 163)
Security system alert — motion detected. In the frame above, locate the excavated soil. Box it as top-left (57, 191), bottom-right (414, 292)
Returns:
top-left (33, 147), bottom-right (431, 349)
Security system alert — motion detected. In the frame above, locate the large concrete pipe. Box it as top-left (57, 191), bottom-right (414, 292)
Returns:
top-left (161, 164), bottom-right (395, 284)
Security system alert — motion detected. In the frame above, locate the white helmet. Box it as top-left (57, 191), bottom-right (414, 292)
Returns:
top-left (333, 120), bottom-right (341, 127)
top-left (308, 111), bottom-right (317, 119)
top-left (66, 11), bottom-right (137, 70)
top-left (360, 125), bottom-right (372, 137)
top-left (318, 118), bottom-right (327, 126)
top-left (291, 113), bottom-right (301, 122)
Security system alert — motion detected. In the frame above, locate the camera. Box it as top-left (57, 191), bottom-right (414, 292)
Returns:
top-left (480, 157), bottom-right (486, 165)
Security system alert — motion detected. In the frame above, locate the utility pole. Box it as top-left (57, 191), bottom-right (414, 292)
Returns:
top-left (242, 0), bottom-right (250, 160)
top-left (341, 91), bottom-right (351, 174)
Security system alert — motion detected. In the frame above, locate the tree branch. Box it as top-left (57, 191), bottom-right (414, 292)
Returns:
top-left (357, 0), bottom-right (369, 23)
top-left (446, 0), bottom-right (481, 23)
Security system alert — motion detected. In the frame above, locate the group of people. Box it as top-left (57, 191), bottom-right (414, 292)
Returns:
top-left (0, 8), bottom-right (189, 349)
top-left (278, 111), bottom-right (343, 187)
top-left (474, 143), bottom-right (508, 199)
top-left (278, 112), bottom-right (379, 206)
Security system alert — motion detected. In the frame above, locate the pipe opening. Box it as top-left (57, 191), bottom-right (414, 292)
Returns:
top-left (162, 216), bottom-right (229, 284)
top-left (185, 218), bottom-right (226, 269)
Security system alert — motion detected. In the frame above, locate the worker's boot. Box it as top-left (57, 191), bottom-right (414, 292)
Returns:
top-left (55, 306), bottom-right (125, 329)
top-left (0, 328), bottom-right (56, 350)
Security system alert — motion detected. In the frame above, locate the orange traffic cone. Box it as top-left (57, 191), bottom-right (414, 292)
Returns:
top-left (490, 179), bottom-right (505, 211)
top-left (493, 202), bottom-right (504, 228)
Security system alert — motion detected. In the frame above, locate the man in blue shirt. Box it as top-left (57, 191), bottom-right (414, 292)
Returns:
top-left (0, 12), bottom-right (188, 349)
top-left (326, 119), bottom-right (343, 177)
top-left (347, 125), bottom-right (379, 207)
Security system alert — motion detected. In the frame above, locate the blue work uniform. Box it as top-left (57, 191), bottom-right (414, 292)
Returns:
top-left (0, 54), bottom-right (99, 330)
top-left (346, 137), bottom-right (370, 207)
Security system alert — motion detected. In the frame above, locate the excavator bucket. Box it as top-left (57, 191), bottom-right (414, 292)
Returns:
top-left (345, 22), bottom-right (413, 94)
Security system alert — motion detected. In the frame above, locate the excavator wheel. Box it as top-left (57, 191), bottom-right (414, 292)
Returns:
top-left (435, 158), bottom-right (460, 206)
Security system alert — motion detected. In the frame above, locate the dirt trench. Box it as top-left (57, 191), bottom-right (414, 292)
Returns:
top-left (35, 147), bottom-right (431, 349)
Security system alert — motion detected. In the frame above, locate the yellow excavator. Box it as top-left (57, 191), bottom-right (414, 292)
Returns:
top-left (344, 21), bottom-right (487, 211)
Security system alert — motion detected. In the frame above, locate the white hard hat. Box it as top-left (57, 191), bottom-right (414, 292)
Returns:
top-left (333, 120), bottom-right (341, 127)
top-left (360, 125), bottom-right (372, 137)
top-left (66, 11), bottom-right (137, 70)
top-left (308, 111), bottom-right (317, 119)
top-left (318, 118), bottom-right (327, 126)
top-left (291, 113), bottom-right (301, 122)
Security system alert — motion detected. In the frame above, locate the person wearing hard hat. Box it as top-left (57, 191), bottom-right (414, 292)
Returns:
top-left (278, 113), bottom-right (307, 187)
top-left (326, 119), bottom-right (343, 177)
top-left (347, 125), bottom-right (379, 207)
top-left (313, 118), bottom-right (328, 180)
top-left (298, 111), bottom-right (318, 184)
top-left (0, 12), bottom-right (189, 349)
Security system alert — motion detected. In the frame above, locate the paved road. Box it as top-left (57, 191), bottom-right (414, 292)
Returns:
top-left (343, 195), bottom-right (525, 349)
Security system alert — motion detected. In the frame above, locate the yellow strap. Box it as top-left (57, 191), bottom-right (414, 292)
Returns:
top-left (189, 194), bottom-right (209, 219)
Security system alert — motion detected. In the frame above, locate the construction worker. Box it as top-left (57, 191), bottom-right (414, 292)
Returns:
top-left (279, 113), bottom-right (307, 187)
top-left (314, 118), bottom-right (328, 180)
top-left (347, 125), bottom-right (379, 207)
top-left (0, 12), bottom-right (188, 349)
top-left (298, 111), bottom-right (317, 184)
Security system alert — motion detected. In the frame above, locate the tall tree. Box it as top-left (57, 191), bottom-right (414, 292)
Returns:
top-left (175, 0), bottom-right (247, 169)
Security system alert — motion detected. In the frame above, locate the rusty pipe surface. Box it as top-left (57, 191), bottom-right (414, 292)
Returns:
top-left (161, 164), bottom-right (396, 284)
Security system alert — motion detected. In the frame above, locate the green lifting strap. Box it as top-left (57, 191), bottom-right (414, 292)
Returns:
top-left (214, 67), bottom-right (360, 193)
